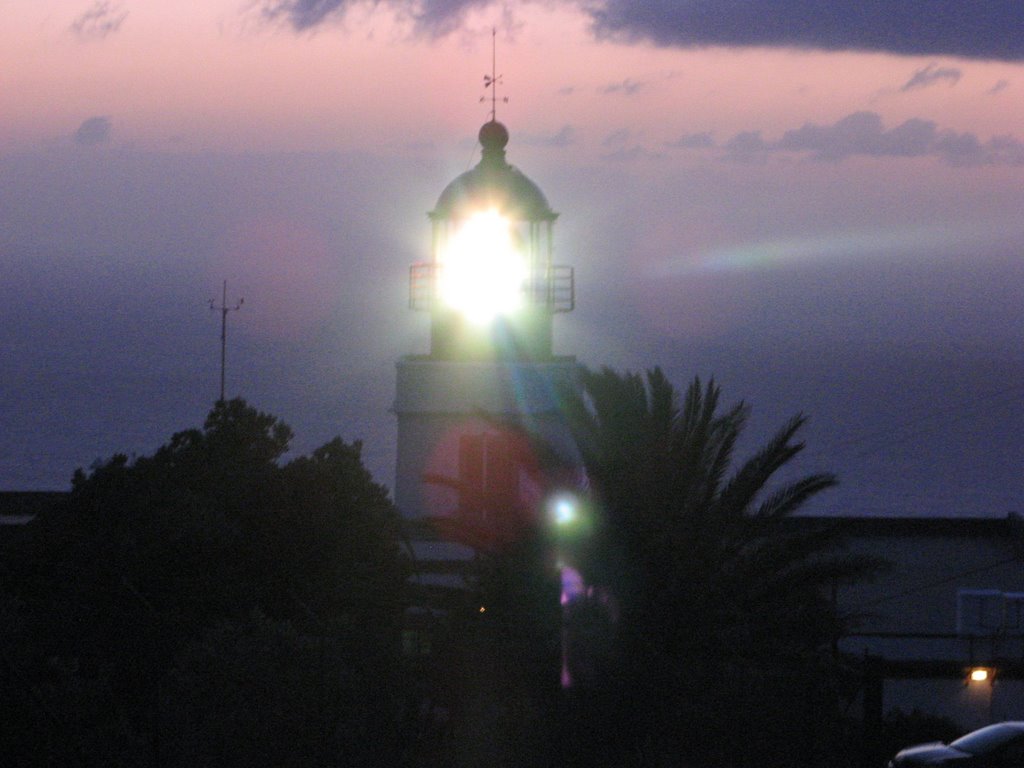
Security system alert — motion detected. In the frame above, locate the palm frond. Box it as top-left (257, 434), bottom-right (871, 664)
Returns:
top-left (753, 473), bottom-right (838, 520)
top-left (715, 413), bottom-right (808, 518)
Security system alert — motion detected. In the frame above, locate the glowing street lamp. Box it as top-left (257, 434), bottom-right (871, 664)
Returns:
top-left (969, 667), bottom-right (992, 683)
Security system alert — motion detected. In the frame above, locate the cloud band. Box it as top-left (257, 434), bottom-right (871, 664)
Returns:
top-left (260, 0), bottom-right (1024, 61)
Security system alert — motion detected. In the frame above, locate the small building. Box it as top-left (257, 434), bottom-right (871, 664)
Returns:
top-left (833, 514), bottom-right (1024, 730)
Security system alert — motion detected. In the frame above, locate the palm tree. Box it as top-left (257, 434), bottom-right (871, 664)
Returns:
top-left (552, 366), bottom-right (873, 765)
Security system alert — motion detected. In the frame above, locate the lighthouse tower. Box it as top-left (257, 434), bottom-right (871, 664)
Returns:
top-left (394, 119), bottom-right (578, 552)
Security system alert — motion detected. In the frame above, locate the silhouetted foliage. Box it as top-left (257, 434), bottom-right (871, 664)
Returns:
top-left (546, 367), bottom-right (875, 767)
top-left (0, 399), bottom-right (408, 767)
top-left (434, 533), bottom-right (563, 768)
top-left (1, 382), bottom-right (881, 767)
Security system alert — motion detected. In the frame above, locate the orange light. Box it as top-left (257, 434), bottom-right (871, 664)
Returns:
top-left (969, 667), bottom-right (990, 683)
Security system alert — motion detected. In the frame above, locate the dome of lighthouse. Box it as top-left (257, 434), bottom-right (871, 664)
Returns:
top-left (431, 121), bottom-right (557, 222)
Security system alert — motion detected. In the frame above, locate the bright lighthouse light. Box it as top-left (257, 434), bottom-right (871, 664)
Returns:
top-left (439, 209), bottom-right (526, 323)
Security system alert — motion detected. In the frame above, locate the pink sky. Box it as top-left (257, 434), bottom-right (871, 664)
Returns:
top-left (3, 2), bottom-right (1019, 154)
top-left (2, 1), bottom-right (1022, 516)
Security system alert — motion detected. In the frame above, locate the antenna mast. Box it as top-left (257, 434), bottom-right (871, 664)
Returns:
top-left (481, 26), bottom-right (508, 120)
top-left (209, 280), bottom-right (243, 403)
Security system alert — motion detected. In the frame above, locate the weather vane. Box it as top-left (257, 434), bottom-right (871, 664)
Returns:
top-left (480, 26), bottom-right (508, 121)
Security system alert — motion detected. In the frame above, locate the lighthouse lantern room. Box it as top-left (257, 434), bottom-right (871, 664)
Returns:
top-left (409, 119), bottom-right (574, 360)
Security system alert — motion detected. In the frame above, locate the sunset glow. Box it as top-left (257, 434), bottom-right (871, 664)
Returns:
top-left (1, 0), bottom-right (1022, 522)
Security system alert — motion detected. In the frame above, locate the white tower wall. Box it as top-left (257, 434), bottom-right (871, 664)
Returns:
top-left (394, 357), bottom-right (580, 522)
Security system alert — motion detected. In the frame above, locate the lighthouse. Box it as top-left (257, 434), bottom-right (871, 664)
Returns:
top-left (394, 118), bottom-right (579, 564)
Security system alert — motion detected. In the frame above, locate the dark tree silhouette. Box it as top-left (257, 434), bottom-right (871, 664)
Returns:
top-left (0, 399), bottom-right (409, 768)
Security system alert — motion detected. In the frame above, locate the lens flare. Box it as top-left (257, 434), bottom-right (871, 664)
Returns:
top-left (560, 565), bottom-right (585, 606)
top-left (553, 498), bottom-right (576, 526)
top-left (439, 209), bottom-right (526, 323)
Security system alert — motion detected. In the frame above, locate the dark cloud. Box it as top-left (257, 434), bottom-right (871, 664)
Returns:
top-left (259, 0), bottom-right (489, 35)
top-left (988, 79), bottom-right (1010, 94)
top-left (769, 111), bottom-right (1023, 166)
top-left (409, 0), bottom-right (496, 36)
top-left (597, 128), bottom-right (658, 160)
top-left (259, 0), bottom-right (351, 30)
top-left (599, 78), bottom-right (645, 96)
top-left (669, 131), bottom-right (715, 149)
top-left (671, 112), bottom-right (1022, 167)
top-left (602, 128), bottom-right (632, 147)
top-left (516, 125), bottom-right (576, 147)
top-left (71, 1), bottom-right (128, 40)
top-left (589, 1), bottom-right (1024, 61)
top-left (934, 131), bottom-right (986, 165)
top-left (964, 134), bottom-right (1024, 166)
top-left (600, 145), bottom-right (656, 163)
top-left (256, 1), bottom-right (1023, 60)
top-left (900, 63), bottom-right (962, 91)
top-left (777, 111), bottom-right (935, 160)
top-left (74, 116), bottom-right (112, 146)
top-left (722, 130), bottom-right (769, 163)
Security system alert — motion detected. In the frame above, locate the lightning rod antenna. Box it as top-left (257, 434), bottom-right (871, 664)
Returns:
top-left (209, 280), bottom-right (243, 403)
